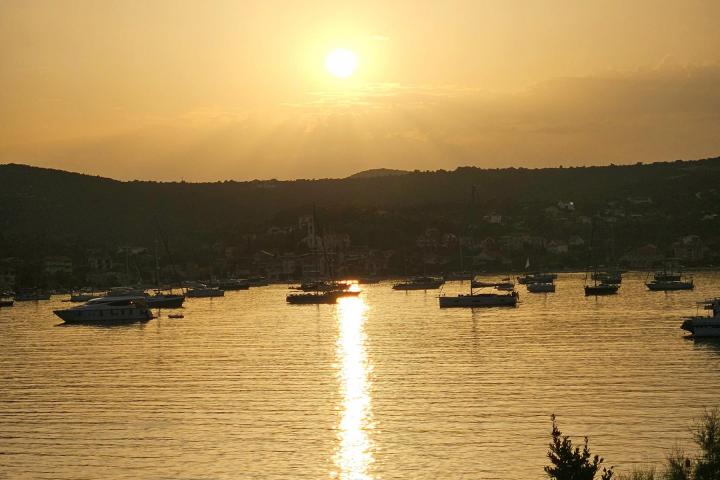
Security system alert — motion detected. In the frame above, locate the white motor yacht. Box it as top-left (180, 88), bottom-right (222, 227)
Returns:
top-left (54, 296), bottom-right (153, 324)
top-left (681, 298), bottom-right (720, 337)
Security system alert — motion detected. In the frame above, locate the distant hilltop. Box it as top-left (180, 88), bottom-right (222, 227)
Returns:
top-left (346, 168), bottom-right (410, 179)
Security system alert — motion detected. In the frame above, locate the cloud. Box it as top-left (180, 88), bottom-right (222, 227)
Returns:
top-left (3, 63), bottom-right (720, 181)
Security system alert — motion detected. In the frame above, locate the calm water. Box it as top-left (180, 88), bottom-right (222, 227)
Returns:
top-left (2, 272), bottom-right (720, 479)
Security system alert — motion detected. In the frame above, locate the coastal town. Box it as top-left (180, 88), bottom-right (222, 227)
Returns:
top-left (1, 191), bottom-right (717, 291)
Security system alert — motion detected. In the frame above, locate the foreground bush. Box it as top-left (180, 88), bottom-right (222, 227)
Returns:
top-left (545, 414), bottom-right (614, 480)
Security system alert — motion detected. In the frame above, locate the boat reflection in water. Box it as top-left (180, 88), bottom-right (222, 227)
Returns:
top-left (334, 296), bottom-right (374, 480)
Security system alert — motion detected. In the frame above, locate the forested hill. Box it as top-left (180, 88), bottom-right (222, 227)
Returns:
top-left (1, 157), bottom-right (720, 260)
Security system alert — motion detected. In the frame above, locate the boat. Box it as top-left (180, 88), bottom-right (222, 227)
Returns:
top-left (584, 223), bottom-right (619, 296)
top-left (439, 291), bottom-right (518, 307)
top-left (286, 281), bottom-right (361, 304)
top-left (646, 265), bottom-right (694, 290)
top-left (291, 280), bottom-right (336, 292)
top-left (646, 278), bottom-right (694, 291)
top-left (527, 282), bottom-right (556, 293)
top-left (53, 296), bottom-right (153, 324)
top-left (168, 313), bottom-right (184, 319)
top-left (439, 281), bottom-right (519, 308)
top-left (247, 277), bottom-right (269, 287)
top-left (96, 286), bottom-right (185, 308)
top-left (654, 269), bottom-right (682, 282)
top-left (287, 290), bottom-right (345, 304)
top-left (215, 278), bottom-right (250, 290)
top-left (517, 273), bottom-right (557, 285)
top-left (146, 290), bottom-right (185, 308)
top-left (585, 269), bottom-right (618, 296)
top-left (0, 294), bottom-right (13, 307)
top-left (392, 276), bottom-right (445, 290)
top-left (681, 298), bottom-right (720, 337)
top-left (584, 283), bottom-right (619, 296)
top-left (186, 284), bottom-right (224, 298)
top-left (471, 277), bottom-right (515, 290)
top-left (14, 291), bottom-right (51, 301)
top-left (591, 270), bottom-right (623, 284)
top-left (651, 261), bottom-right (686, 283)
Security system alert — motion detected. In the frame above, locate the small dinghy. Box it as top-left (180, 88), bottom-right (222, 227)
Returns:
top-left (168, 313), bottom-right (184, 319)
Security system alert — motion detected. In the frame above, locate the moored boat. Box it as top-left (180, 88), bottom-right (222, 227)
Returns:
top-left (14, 291), bottom-right (51, 301)
top-left (440, 290), bottom-right (518, 308)
top-left (584, 283), bottom-right (619, 296)
top-left (527, 282), bottom-right (556, 293)
top-left (146, 291), bottom-right (185, 308)
top-left (392, 276), bottom-right (445, 290)
top-left (471, 277), bottom-right (515, 290)
top-left (53, 296), bottom-right (153, 324)
top-left (591, 270), bottom-right (623, 284)
top-left (681, 298), bottom-right (720, 337)
top-left (286, 288), bottom-right (360, 304)
top-left (517, 273), bottom-right (557, 285)
top-left (646, 278), bottom-right (694, 291)
top-left (215, 278), bottom-right (250, 290)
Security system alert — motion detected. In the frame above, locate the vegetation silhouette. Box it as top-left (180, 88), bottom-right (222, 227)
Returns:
top-left (545, 414), bottom-right (614, 480)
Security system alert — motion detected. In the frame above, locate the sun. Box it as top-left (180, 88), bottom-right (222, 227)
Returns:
top-left (325, 48), bottom-right (358, 79)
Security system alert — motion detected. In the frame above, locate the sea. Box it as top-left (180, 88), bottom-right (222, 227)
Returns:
top-left (1, 272), bottom-right (719, 479)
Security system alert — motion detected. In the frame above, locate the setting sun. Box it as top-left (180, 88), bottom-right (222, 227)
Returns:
top-left (325, 48), bottom-right (358, 78)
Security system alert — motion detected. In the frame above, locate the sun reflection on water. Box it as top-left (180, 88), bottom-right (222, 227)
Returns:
top-left (334, 296), bottom-right (373, 480)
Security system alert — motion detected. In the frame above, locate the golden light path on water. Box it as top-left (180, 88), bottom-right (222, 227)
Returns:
top-left (334, 296), bottom-right (374, 480)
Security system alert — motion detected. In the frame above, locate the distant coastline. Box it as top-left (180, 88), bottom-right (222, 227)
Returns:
top-left (1, 156), bottom-right (719, 290)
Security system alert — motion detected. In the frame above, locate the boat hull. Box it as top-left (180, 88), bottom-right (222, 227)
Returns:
top-left (439, 293), bottom-right (518, 308)
top-left (54, 308), bottom-right (153, 324)
top-left (681, 317), bottom-right (720, 337)
top-left (646, 281), bottom-right (694, 291)
top-left (584, 285), bottom-right (619, 296)
top-left (287, 293), bottom-right (340, 304)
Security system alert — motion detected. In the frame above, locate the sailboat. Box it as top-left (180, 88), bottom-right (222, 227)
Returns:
top-left (439, 276), bottom-right (518, 308)
top-left (584, 273), bottom-right (619, 296)
top-left (146, 238), bottom-right (185, 307)
top-left (287, 207), bottom-right (361, 304)
top-left (517, 257), bottom-right (556, 291)
top-left (646, 261), bottom-right (694, 291)
top-left (584, 222), bottom-right (619, 296)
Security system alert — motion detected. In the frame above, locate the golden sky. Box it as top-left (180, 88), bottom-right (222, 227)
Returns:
top-left (2, 0), bottom-right (720, 180)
